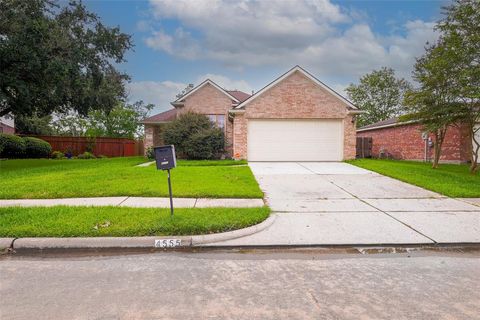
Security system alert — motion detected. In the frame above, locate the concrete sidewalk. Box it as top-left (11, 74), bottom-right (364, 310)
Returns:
top-left (0, 197), bottom-right (264, 208)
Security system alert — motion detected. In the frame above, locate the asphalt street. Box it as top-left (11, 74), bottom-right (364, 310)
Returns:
top-left (1, 249), bottom-right (480, 320)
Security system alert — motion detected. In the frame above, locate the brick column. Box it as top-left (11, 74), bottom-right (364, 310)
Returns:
top-left (233, 113), bottom-right (247, 160)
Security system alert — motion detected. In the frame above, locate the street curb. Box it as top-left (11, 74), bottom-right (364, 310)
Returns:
top-left (12, 236), bottom-right (193, 250)
top-left (0, 238), bottom-right (15, 250)
top-left (191, 214), bottom-right (276, 245)
top-left (5, 215), bottom-right (276, 251)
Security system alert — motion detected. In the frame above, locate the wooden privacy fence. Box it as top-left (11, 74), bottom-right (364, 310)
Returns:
top-left (356, 137), bottom-right (372, 158)
top-left (28, 135), bottom-right (144, 157)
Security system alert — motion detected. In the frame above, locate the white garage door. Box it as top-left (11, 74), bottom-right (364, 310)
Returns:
top-left (247, 119), bottom-right (343, 161)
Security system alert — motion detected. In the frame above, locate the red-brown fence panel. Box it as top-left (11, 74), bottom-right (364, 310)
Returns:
top-left (24, 135), bottom-right (144, 157)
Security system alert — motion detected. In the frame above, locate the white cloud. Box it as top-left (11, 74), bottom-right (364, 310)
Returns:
top-left (127, 74), bottom-right (253, 115)
top-left (145, 28), bottom-right (200, 59)
top-left (195, 74), bottom-right (253, 93)
top-left (144, 0), bottom-right (439, 81)
top-left (127, 80), bottom-right (186, 114)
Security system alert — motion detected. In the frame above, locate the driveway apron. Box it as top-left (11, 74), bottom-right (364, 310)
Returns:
top-left (209, 162), bottom-right (480, 246)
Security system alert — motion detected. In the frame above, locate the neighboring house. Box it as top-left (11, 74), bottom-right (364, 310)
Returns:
top-left (0, 116), bottom-right (15, 134)
top-left (357, 117), bottom-right (480, 163)
top-left (143, 66), bottom-right (361, 161)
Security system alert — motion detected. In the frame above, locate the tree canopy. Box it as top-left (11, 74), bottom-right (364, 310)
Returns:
top-left (346, 67), bottom-right (411, 127)
top-left (405, 0), bottom-right (480, 172)
top-left (51, 101), bottom-right (153, 139)
top-left (0, 0), bottom-right (133, 118)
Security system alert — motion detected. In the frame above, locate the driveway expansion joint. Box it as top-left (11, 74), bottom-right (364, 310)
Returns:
top-left (326, 179), bottom-right (438, 244)
top-left (117, 196), bottom-right (130, 206)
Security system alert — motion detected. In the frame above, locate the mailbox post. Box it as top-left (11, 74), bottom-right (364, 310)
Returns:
top-left (154, 145), bottom-right (177, 217)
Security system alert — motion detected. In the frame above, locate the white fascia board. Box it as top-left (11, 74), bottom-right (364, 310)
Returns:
top-left (235, 66), bottom-right (358, 110)
top-left (171, 79), bottom-right (240, 105)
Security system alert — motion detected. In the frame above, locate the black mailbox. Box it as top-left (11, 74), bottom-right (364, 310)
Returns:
top-left (154, 145), bottom-right (176, 170)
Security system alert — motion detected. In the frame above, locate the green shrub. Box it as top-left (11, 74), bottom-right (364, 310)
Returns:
top-left (77, 151), bottom-right (96, 159)
top-left (23, 137), bottom-right (52, 158)
top-left (51, 151), bottom-right (65, 159)
top-left (163, 112), bottom-right (224, 159)
top-left (146, 147), bottom-right (154, 160)
top-left (98, 155), bottom-right (108, 159)
top-left (0, 134), bottom-right (26, 158)
top-left (183, 128), bottom-right (224, 160)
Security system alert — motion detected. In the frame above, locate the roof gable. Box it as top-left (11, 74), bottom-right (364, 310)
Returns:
top-left (172, 79), bottom-right (240, 106)
top-left (235, 66), bottom-right (358, 110)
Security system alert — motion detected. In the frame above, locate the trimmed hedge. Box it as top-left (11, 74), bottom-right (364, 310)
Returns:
top-left (23, 137), bottom-right (52, 158)
top-left (0, 134), bottom-right (52, 159)
top-left (0, 134), bottom-right (26, 158)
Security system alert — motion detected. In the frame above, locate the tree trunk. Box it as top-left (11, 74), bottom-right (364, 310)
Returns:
top-left (470, 124), bottom-right (479, 174)
top-left (432, 126), bottom-right (447, 169)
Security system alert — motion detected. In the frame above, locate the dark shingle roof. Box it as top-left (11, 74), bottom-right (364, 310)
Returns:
top-left (142, 108), bottom-right (177, 123)
top-left (358, 117), bottom-right (399, 131)
top-left (226, 90), bottom-right (251, 102)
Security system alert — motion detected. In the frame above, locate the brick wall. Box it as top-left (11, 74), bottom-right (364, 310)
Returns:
top-left (0, 123), bottom-right (15, 134)
top-left (178, 83), bottom-right (234, 155)
top-left (144, 124), bottom-right (165, 153)
top-left (357, 123), bottom-right (471, 162)
top-left (233, 113), bottom-right (247, 159)
top-left (233, 71), bottom-right (356, 160)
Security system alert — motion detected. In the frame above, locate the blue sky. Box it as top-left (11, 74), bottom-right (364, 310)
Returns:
top-left (85, 0), bottom-right (446, 114)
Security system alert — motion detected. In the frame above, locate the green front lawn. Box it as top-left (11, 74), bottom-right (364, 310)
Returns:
top-left (0, 157), bottom-right (262, 199)
top-left (348, 159), bottom-right (480, 198)
top-left (0, 206), bottom-right (270, 237)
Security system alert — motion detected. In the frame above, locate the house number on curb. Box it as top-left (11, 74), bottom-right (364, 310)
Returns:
top-left (154, 145), bottom-right (177, 217)
top-left (155, 239), bottom-right (182, 248)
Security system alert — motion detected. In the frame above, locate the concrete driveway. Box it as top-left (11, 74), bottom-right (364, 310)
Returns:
top-left (211, 162), bottom-right (480, 246)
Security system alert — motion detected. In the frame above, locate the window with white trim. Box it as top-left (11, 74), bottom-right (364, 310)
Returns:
top-left (207, 114), bottom-right (225, 129)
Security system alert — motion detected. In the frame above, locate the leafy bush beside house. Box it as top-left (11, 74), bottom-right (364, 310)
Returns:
top-left (163, 112), bottom-right (225, 160)
top-left (184, 128), bottom-right (225, 160)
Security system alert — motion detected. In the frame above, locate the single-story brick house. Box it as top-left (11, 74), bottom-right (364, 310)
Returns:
top-left (0, 116), bottom-right (15, 134)
top-left (143, 66), bottom-right (362, 161)
top-left (357, 117), bottom-right (480, 163)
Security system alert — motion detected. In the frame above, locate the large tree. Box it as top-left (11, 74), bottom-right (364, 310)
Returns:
top-left (405, 0), bottom-right (480, 172)
top-left (0, 0), bottom-right (133, 118)
top-left (86, 101), bottom-right (153, 139)
top-left (346, 67), bottom-right (411, 127)
top-left (403, 41), bottom-right (461, 168)
top-left (15, 114), bottom-right (54, 135)
top-left (51, 101), bottom-right (153, 139)
top-left (437, 0), bottom-right (480, 173)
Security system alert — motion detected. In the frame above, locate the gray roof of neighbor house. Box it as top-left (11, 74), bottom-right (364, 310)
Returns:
top-left (357, 117), bottom-right (399, 131)
top-left (142, 108), bottom-right (177, 124)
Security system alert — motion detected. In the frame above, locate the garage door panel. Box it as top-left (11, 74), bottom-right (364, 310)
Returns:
top-left (247, 119), bottom-right (343, 161)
